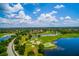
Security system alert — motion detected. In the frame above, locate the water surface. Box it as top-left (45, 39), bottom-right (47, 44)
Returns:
top-left (0, 35), bottom-right (11, 41)
top-left (44, 38), bottom-right (79, 56)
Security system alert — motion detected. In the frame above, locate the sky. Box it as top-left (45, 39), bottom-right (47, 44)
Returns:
top-left (0, 3), bottom-right (79, 28)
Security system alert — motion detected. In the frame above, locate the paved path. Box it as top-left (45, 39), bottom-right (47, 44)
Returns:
top-left (7, 39), bottom-right (15, 56)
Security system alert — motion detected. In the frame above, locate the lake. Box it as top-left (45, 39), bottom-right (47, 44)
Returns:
top-left (0, 35), bottom-right (11, 41)
top-left (44, 38), bottom-right (79, 56)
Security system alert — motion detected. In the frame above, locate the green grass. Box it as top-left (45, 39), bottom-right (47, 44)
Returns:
top-left (61, 33), bottom-right (79, 38)
top-left (41, 31), bottom-right (55, 34)
top-left (0, 33), bottom-right (5, 37)
top-left (0, 33), bottom-right (13, 38)
top-left (38, 36), bottom-right (58, 42)
top-left (38, 33), bottom-right (79, 42)
top-left (24, 44), bottom-right (39, 56)
top-left (19, 35), bottom-right (27, 45)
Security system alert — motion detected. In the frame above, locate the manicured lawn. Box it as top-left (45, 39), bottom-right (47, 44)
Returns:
top-left (0, 33), bottom-right (5, 37)
top-left (41, 31), bottom-right (55, 34)
top-left (38, 33), bottom-right (79, 42)
top-left (38, 36), bottom-right (58, 42)
top-left (61, 33), bottom-right (79, 38)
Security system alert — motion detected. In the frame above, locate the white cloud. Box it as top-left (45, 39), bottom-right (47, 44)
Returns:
top-left (14, 10), bottom-right (32, 23)
top-left (54, 5), bottom-right (64, 9)
top-left (36, 9), bottom-right (40, 12)
top-left (19, 16), bottom-right (32, 23)
top-left (6, 14), bottom-right (17, 18)
top-left (59, 16), bottom-right (79, 26)
top-left (0, 18), bottom-right (9, 24)
top-left (0, 17), bottom-right (18, 24)
top-left (65, 16), bottom-right (71, 20)
top-left (4, 3), bottom-right (23, 13)
top-left (63, 19), bottom-right (79, 26)
top-left (60, 16), bottom-right (71, 20)
top-left (33, 8), bottom-right (41, 14)
top-left (0, 9), bottom-right (32, 24)
top-left (4, 3), bottom-right (32, 24)
top-left (49, 10), bottom-right (57, 15)
top-left (33, 12), bottom-right (37, 14)
top-left (60, 17), bottom-right (64, 20)
top-left (17, 10), bottom-right (31, 20)
top-left (37, 13), bottom-right (58, 23)
top-left (36, 10), bottom-right (58, 23)
top-left (13, 3), bottom-right (23, 12)
top-left (1, 14), bottom-right (79, 27)
top-left (25, 13), bottom-right (59, 27)
top-left (0, 3), bottom-right (79, 27)
top-left (2, 3), bottom-right (24, 16)
top-left (16, 11), bottom-right (26, 19)
top-left (4, 3), bottom-right (24, 19)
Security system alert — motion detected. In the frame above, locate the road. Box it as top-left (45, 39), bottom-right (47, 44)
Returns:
top-left (7, 39), bottom-right (16, 56)
top-left (7, 33), bottom-right (57, 56)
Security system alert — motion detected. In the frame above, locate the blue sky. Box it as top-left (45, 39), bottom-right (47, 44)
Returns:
top-left (0, 3), bottom-right (79, 28)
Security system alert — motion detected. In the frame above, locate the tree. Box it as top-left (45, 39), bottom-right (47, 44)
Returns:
top-left (15, 44), bottom-right (20, 51)
top-left (0, 52), bottom-right (8, 56)
top-left (18, 44), bottom-right (25, 55)
top-left (14, 39), bottom-right (19, 44)
top-left (38, 44), bottom-right (44, 54)
top-left (27, 51), bottom-right (34, 56)
top-left (37, 34), bottom-right (41, 38)
top-left (28, 34), bottom-right (32, 39)
top-left (26, 37), bottom-right (29, 41)
top-left (0, 46), bottom-right (7, 53)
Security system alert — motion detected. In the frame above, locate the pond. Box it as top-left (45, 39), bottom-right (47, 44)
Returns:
top-left (44, 38), bottom-right (79, 56)
top-left (0, 35), bottom-right (11, 41)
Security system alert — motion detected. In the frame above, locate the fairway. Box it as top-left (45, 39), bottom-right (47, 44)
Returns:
top-left (0, 33), bottom-right (5, 37)
top-left (38, 36), bottom-right (57, 42)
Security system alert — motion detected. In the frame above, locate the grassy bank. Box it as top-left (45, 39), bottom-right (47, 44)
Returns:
top-left (0, 33), bottom-right (5, 37)
top-left (38, 33), bottom-right (79, 43)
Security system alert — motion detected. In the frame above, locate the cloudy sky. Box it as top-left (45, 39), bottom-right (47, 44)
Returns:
top-left (0, 3), bottom-right (79, 28)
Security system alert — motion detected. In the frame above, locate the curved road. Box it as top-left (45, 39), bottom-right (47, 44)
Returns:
top-left (7, 33), bottom-right (58, 56)
top-left (7, 39), bottom-right (16, 56)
